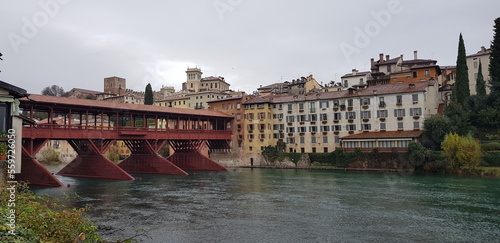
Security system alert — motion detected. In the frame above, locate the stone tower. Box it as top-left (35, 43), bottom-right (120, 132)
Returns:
top-left (104, 76), bottom-right (126, 95)
top-left (185, 67), bottom-right (202, 92)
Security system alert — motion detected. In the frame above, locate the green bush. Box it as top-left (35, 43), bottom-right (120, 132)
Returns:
top-left (481, 142), bottom-right (500, 151)
top-left (281, 152), bottom-right (301, 164)
top-left (483, 151), bottom-right (500, 166)
top-left (0, 183), bottom-right (101, 242)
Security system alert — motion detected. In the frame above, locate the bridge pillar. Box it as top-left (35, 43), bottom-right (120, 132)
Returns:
top-left (17, 138), bottom-right (63, 187)
top-left (57, 139), bottom-right (134, 180)
top-left (118, 140), bottom-right (188, 175)
top-left (167, 140), bottom-right (228, 171)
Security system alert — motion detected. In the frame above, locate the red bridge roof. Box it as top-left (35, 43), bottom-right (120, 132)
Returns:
top-left (23, 94), bottom-right (232, 118)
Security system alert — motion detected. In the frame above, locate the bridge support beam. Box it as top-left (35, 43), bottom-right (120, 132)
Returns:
top-left (57, 139), bottom-right (134, 180)
top-left (167, 140), bottom-right (228, 171)
top-left (119, 140), bottom-right (188, 175)
top-left (17, 138), bottom-right (63, 187)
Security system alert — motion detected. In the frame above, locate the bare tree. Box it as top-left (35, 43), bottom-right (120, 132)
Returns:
top-left (41, 85), bottom-right (65, 96)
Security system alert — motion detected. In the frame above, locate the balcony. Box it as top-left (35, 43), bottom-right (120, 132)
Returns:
top-left (362, 105), bottom-right (369, 110)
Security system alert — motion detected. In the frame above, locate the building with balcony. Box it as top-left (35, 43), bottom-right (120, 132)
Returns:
top-left (240, 80), bottom-right (439, 163)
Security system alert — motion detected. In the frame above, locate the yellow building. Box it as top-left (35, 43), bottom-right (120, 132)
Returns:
top-left (242, 97), bottom-right (274, 165)
top-left (156, 95), bottom-right (189, 108)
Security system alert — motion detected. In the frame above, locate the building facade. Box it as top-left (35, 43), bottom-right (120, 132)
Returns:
top-left (466, 46), bottom-right (491, 95)
top-left (241, 81), bottom-right (440, 164)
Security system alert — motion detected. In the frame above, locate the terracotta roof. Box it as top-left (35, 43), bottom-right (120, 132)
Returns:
top-left (341, 130), bottom-right (424, 140)
top-left (21, 94), bottom-right (232, 118)
top-left (266, 81), bottom-right (433, 103)
top-left (244, 96), bottom-right (270, 104)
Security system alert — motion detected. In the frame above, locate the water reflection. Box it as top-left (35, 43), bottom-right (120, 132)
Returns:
top-left (32, 168), bottom-right (500, 243)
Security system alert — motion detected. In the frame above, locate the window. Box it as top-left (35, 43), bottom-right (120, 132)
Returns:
top-left (394, 109), bottom-right (406, 117)
top-left (324, 147), bottom-right (328, 153)
top-left (321, 125), bottom-right (330, 132)
top-left (320, 113), bottom-right (328, 121)
top-left (298, 115), bottom-right (307, 122)
top-left (414, 122), bottom-right (420, 129)
top-left (410, 108), bottom-right (422, 116)
top-left (323, 136), bottom-right (328, 143)
top-left (399, 140), bottom-right (411, 148)
top-left (236, 113), bottom-right (242, 119)
top-left (288, 104), bottom-right (293, 111)
top-left (259, 124), bottom-right (265, 130)
top-left (286, 127), bottom-right (295, 133)
top-left (286, 115), bottom-right (295, 122)
top-left (309, 114), bottom-right (317, 121)
top-left (310, 102), bottom-right (316, 112)
top-left (412, 72), bottom-right (417, 78)
top-left (257, 103), bottom-right (265, 108)
top-left (332, 125), bottom-right (342, 131)
top-left (335, 136), bottom-right (340, 143)
top-left (347, 124), bottom-right (356, 131)
top-left (361, 111), bottom-right (371, 119)
top-left (236, 103), bottom-right (241, 109)
top-left (248, 113), bottom-right (254, 120)
top-left (397, 122), bottom-right (404, 130)
top-left (362, 124), bottom-right (371, 131)
top-left (362, 141), bottom-right (376, 148)
top-left (387, 65), bottom-right (392, 73)
top-left (347, 99), bottom-right (353, 107)
top-left (379, 140), bottom-right (395, 148)
top-left (248, 124), bottom-right (254, 131)
top-left (309, 126), bottom-right (318, 133)
top-left (474, 61), bottom-right (478, 69)
top-left (249, 146), bottom-right (253, 151)
top-left (320, 101), bottom-right (329, 109)
top-left (259, 134), bottom-right (265, 140)
top-left (346, 112), bottom-right (356, 119)
top-left (333, 100), bottom-right (340, 107)
top-left (299, 103), bottom-right (304, 110)
top-left (299, 136), bottom-right (305, 144)
top-left (412, 94), bottom-right (418, 102)
top-left (334, 112), bottom-right (341, 120)
top-left (248, 134), bottom-right (254, 139)
top-left (301, 148), bottom-right (305, 153)
top-left (380, 123), bottom-right (386, 130)
top-left (377, 110), bottom-right (388, 118)
top-left (312, 147), bottom-right (317, 153)
top-left (425, 70), bottom-right (430, 77)
top-left (287, 137), bottom-right (295, 144)
top-left (299, 127), bottom-right (307, 133)
top-left (258, 112), bottom-right (266, 119)
top-left (396, 95), bottom-right (403, 104)
top-left (361, 98), bottom-right (370, 105)
top-left (311, 137), bottom-right (316, 143)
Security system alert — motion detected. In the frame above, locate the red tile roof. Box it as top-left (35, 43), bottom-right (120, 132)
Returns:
top-left (22, 94), bottom-right (232, 118)
top-left (341, 130), bottom-right (424, 140)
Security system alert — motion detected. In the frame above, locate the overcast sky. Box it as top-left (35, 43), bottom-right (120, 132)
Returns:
top-left (1, 0), bottom-right (499, 95)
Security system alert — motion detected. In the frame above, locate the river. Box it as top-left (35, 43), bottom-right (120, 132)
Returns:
top-left (32, 167), bottom-right (500, 243)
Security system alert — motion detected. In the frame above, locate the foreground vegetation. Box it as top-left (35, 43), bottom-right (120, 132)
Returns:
top-left (0, 182), bottom-right (148, 242)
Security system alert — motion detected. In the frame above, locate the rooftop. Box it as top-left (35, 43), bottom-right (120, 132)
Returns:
top-left (340, 130), bottom-right (424, 140)
top-left (21, 94), bottom-right (232, 118)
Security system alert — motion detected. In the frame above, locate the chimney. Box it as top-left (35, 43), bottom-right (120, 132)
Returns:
top-left (370, 58), bottom-right (375, 67)
top-left (352, 69), bottom-right (358, 75)
top-left (481, 46), bottom-right (486, 53)
top-left (386, 55), bottom-right (390, 61)
top-left (379, 53), bottom-right (384, 62)
top-left (414, 50), bottom-right (418, 60)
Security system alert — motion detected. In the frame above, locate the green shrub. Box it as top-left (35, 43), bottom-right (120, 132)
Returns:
top-left (483, 151), bottom-right (500, 166)
top-left (481, 142), bottom-right (500, 151)
top-left (0, 183), bottom-right (101, 242)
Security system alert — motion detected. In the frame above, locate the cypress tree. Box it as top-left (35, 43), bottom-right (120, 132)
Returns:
top-left (453, 33), bottom-right (470, 103)
top-left (489, 17), bottom-right (500, 94)
top-left (144, 83), bottom-right (154, 105)
top-left (476, 60), bottom-right (487, 96)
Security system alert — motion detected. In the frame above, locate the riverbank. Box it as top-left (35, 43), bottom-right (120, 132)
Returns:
top-left (238, 165), bottom-right (414, 173)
